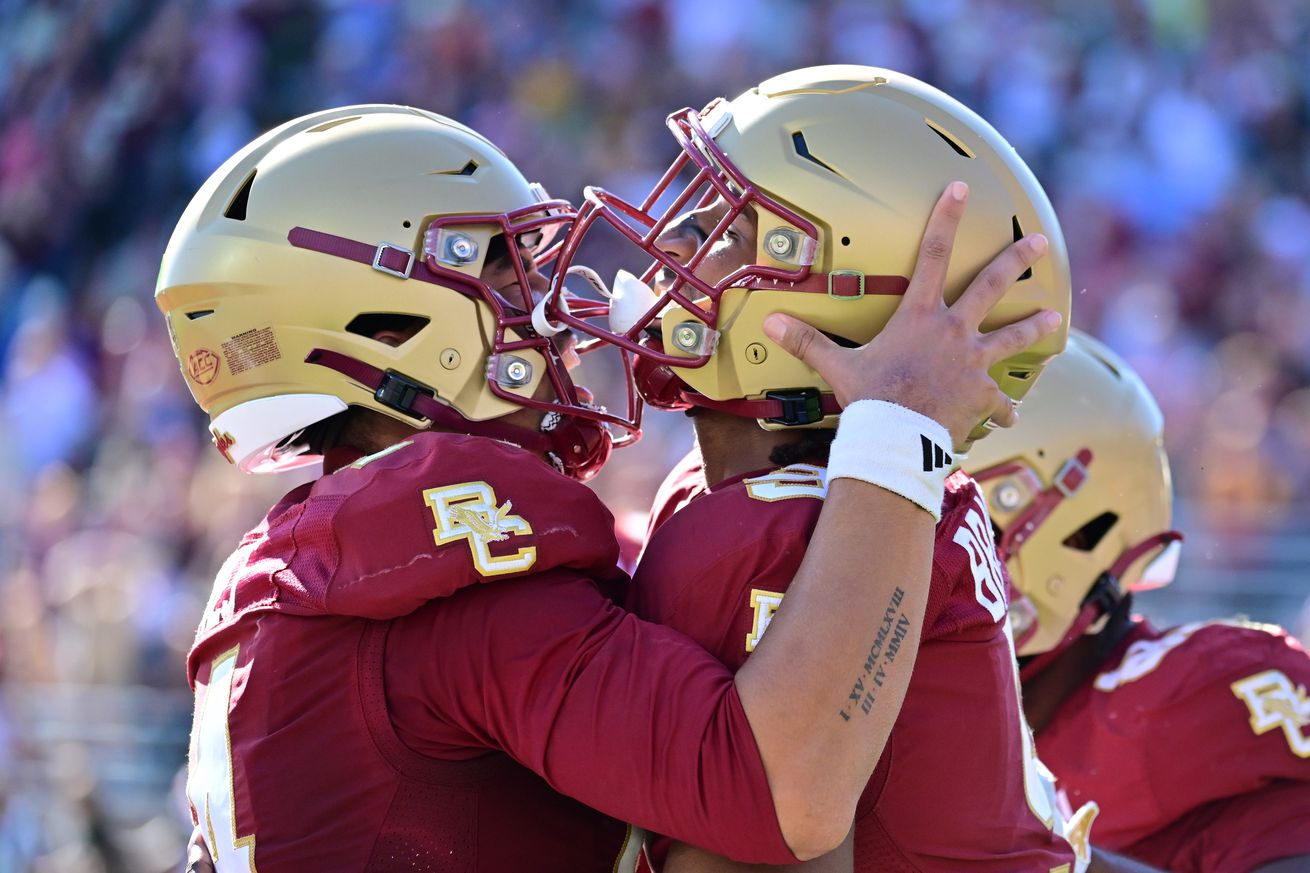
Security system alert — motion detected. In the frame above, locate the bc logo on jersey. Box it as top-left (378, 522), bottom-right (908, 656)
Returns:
top-left (423, 482), bottom-right (537, 577)
top-left (745, 588), bottom-right (785, 653)
top-left (1231, 669), bottom-right (1310, 758)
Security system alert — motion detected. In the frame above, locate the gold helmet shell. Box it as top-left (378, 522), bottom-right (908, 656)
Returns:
top-left (157, 105), bottom-right (631, 476)
top-left (963, 330), bottom-right (1180, 658)
top-left (548, 65), bottom-right (1070, 433)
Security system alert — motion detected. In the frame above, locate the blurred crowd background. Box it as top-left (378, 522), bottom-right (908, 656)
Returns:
top-left (1, 0), bottom-right (1308, 869)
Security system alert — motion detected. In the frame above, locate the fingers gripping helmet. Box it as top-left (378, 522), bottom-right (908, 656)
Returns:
top-left (545, 65), bottom-right (1070, 432)
top-left (157, 105), bottom-right (636, 479)
top-left (963, 330), bottom-right (1182, 672)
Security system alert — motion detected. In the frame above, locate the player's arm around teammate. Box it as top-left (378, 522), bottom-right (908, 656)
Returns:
top-left (397, 181), bottom-right (1062, 864)
top-left (178, 184), bottom-right (1059, 873)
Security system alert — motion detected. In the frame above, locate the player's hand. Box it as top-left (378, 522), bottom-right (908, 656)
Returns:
top-left (185, 825), bottom-right (215, 873)
top-left (762, 180), bottom-right (1060, 449)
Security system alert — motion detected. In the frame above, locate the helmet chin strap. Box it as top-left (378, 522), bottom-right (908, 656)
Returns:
top-left (304, 348), bottom-right (611, 480)
top-left (1018, 529), bottom-right (1184, 681)
top-left (633, 352), bottom-right (842, 425)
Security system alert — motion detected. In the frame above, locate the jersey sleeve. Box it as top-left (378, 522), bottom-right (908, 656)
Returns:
top-left (643, 447), bottom-right (707, 545)
top-left (1122, 779), bottom-right (1310, 873)
top-left (386, 570), bottom-right (799, 866)
top-left (276, 432), bottom-right (623, 621)
top-left (1140, 625), bottom-right (1310, 813)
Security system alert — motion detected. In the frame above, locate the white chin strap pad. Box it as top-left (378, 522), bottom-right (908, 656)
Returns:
top-left (609, 269), bottom-right (659, 334)
top-left (211, 393), bottom-right (348, 473)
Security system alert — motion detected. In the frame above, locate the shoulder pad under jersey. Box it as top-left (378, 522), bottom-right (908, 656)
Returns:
top-left (266, 432), bottom-right (622, 620)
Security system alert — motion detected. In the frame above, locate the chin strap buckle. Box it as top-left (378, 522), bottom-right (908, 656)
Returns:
top-left (764, 388), bottom-right (824, 426)
top-left (372, 242), bottom-right (415, 279)
top-left (374, 370), bottom-right (433, 418)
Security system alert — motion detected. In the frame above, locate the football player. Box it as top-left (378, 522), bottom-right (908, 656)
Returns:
top-left (964, 330), bottom-right (1310, 873)
top-left (162, 104), bottom-right (1057, 872)
top-left (544, 65), bottom-right (1153, 872)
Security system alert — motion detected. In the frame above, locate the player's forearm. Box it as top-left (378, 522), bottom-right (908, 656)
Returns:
top-left (735, 478), bottom-right (931, 859)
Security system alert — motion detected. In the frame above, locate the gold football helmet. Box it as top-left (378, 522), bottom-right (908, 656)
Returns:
top-left (157, 105), bottom-right (637, 479)
top-left (544, 65), bottom-right (1070, 435)
top-left (963, 330), bottom-right (1182, 665)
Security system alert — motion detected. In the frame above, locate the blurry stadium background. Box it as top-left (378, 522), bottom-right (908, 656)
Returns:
top-left (1, 0), bottom-right (1308, 869)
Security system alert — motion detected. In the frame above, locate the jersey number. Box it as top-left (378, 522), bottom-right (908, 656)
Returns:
top-left (744, 464), bottom-right (827, 502)
top-left (955, 488), bottom-right (1091, 870)
top-left (188, 646), bottom-right (257, 872)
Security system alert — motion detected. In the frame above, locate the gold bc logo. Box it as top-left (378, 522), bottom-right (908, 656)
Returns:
top-left (1231, 669), bottom-right (1310, 758)
top-left (423, 482), bottom-right (536, 577)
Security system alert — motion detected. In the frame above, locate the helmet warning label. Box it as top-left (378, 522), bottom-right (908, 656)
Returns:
top-left (222, 327), bottom-right (281, 375)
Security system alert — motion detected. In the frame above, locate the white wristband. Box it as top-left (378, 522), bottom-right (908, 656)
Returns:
top-left (826, 399), bottom-right (954, 521)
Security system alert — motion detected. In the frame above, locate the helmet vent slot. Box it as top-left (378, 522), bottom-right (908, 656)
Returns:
top-left (186, 310), bottom-right (215, 320)
top-left (307, 116), bottom-right (361, 133)
top-left (345, 314), bottom-right (431, 346)
top-left (224, 170), bottom-right (256, 221)
top-left (1011, 215), bottom-right (1033, 281)
top-left (924, 119), bottom-right (974, 158)
top-left (1063, 512), bottom-right (1118, 552)
top-left (430, 160), bottom-right (479, 177)
top-left (790, 131), bottom-right (844, 178)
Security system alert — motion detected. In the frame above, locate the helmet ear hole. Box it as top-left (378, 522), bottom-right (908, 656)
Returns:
top-left (1062, 511), bottom-right (1118, 552)
top-left (345, 314), bottom-right (430, 345)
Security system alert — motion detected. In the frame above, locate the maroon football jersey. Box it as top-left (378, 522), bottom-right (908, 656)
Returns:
top-left (1037, 617), bottom-right (1310, 872)
top-left (186, 432), bottom-right (795, 872)
top-left (632, 463), bottom-right (1079, 872)
top-left (642, 447), bottom-right (705, 548)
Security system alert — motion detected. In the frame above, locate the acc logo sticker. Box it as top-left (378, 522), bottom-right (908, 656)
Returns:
top-left (1231, 669), bottom-right (1310, 758)
top-left (423, 482), bottom-right (536, 577)
top-left (210, 429), bottom-right (237, 464)
top-left (188, 349), bottom-right (221, 385)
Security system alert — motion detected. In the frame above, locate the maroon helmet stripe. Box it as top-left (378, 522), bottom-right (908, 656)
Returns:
top-left (287, 227), bottom-right (481, 297)
top-left (745, 273), bottom-right (908, 296)
top-left (304, 348), bottom-right (552, 453)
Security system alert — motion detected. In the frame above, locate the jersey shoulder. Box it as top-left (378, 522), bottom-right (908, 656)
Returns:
top-left (643, 462), bottom-right (827, 560)
top-left (644, 446), bottom-right (707, 542)
top-left (278, 432), bottom-right (620, 621)
top-left (1093, 618), bottom-right (1310, 696)
top-left (630, 464), bottom-right (825, 658)
top-left (1093, 618), bottom-right (1310, 761)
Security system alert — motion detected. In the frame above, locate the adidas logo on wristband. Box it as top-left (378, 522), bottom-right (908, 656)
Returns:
top-left (827, 400), bottom-right (954, 520)
top-left (921, 435), bottom-right (952, 471)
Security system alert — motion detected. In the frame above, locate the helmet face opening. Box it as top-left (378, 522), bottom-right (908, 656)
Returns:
top-left (415, 200), bottom-right (641, 446)
top-left (544, 99), bottom-right (823, 371)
